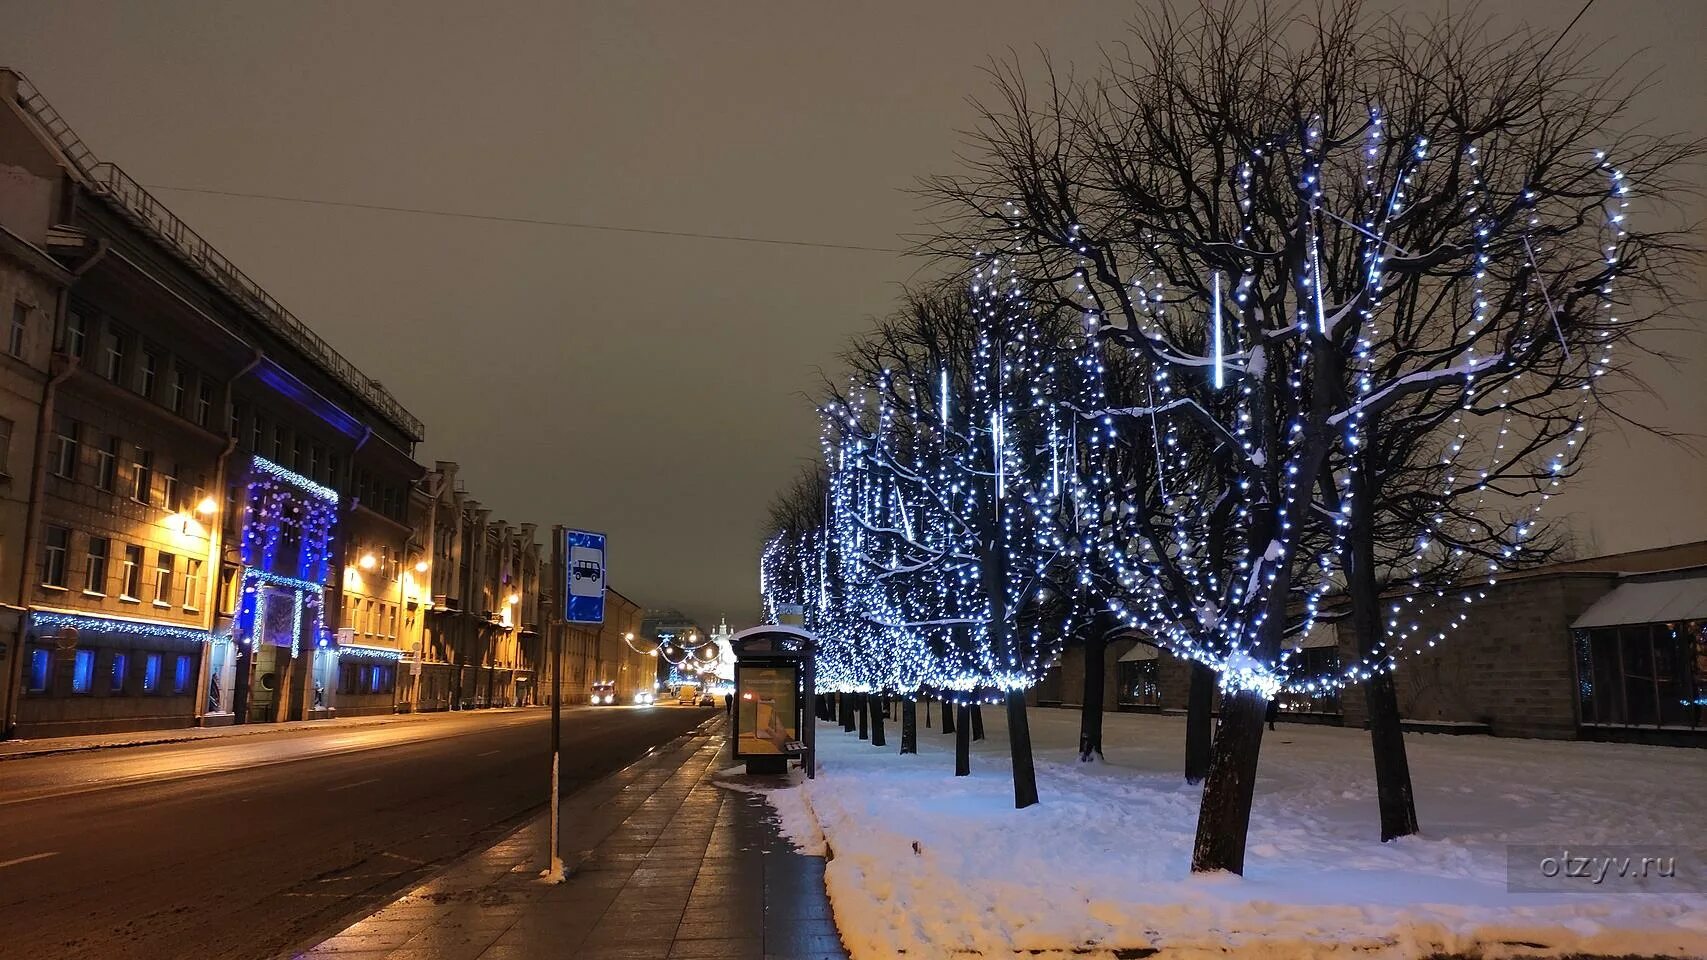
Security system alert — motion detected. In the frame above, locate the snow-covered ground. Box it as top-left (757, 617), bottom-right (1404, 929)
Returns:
top-left (766, 707), bottom-right (1707, 959)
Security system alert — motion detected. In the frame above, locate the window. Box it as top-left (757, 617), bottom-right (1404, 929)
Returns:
top-left (142, 653), bottom-right (162, 693)
top-left (8, 301), bottom-right (25, 357)
top-left (0, 415), bottom-right (12, 475)
top-left (41, 525), bottom-right (68, 588)
top-left (85, 536), bottom-right (109, 594)
top-left (136, 348), bottom-right (159, 399)
top-left (131, 446), bottom-right (152, 503)
top-left (272, 425), bottom-right (288, 464)
top-left (72, 648), bottom-right (96, 694)
top-left (309, 443), bottom-right (323, 483)
top-left (173, 654), bottom-right (194, 694)
top-left (95, 437), bottom-right (118, 491)
top-left (250, 415), bottom-right (266, 454)
top-left (26, 646), bottom-right (51, 692)
top-left (169, 362), bottom-right (189, 414)
top-left (52, 417), bottom-right (79, 479)
top-left (196, 380), bottom-right (214, 428)
top-left (101, 324), bottom-right (125, 381)
top-left (64, 309), bottom-right (86, 358)
top-left (230, 402), bottom-right (244, 441)
top-left (184, 558), bottom-right (203, 610)
top-left (154, 552), bottom-right (175, 606)
top-left (328, 453), bottom-right (341, 487)
top-left (1576, 620), bottom-right (1706, 730)
top-left (109, 652), bottom-right (129, 694)
top-left (370, 664), bottom-right (392, 694)
top-left (120, 544), bottom-right (143, 599)
top-left (161, 462), bottom-right (179, 512)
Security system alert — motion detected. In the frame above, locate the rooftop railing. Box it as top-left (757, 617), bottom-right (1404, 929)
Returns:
top-left (8, 68), bottom-right (425, 442)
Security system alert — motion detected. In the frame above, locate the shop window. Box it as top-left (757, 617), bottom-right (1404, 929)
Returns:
top-left (26, 646), bottom-right (52, 693)
top-left (1577, 621), bottom-right (1705, 729)
top-left (71, 648), bottom-right (96, 694)
top-left (142, 653), bottom-right (162, 693)
top-left (109, 652), bottom-right (129, 694)
top-left (173, 654), bottom-right (194, 695)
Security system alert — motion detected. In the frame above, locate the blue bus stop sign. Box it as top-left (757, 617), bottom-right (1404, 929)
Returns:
top-left (563, 529), bottom-right (606, 624)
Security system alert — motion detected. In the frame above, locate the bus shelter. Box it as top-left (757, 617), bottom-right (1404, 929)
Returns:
top-left (728, 625), bottom-right (816, 778)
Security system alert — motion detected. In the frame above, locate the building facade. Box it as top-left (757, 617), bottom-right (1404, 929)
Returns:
top-left (0, 68), bottom-right (426, 738)
top-left (1032, 542), bottom-right (1707, 747)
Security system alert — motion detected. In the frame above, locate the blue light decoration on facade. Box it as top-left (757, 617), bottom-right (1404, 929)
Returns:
top-left (333, 641), bottom-right (406, 661)
top-left (235, 455), bottom-right (339, 656)
top-left (31, 609), bottom-right (215, 645)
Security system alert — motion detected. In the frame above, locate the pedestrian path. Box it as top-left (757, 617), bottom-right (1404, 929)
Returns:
top-left (0, 706), bottom-right (535, 760)
top-left (298, 716), bottom-right (848, 960)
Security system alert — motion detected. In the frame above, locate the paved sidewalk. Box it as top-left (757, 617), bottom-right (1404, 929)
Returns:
top-left (0, 706), bottom-right (536, 760)
top-left (299, 717), bottom-right (848, 960)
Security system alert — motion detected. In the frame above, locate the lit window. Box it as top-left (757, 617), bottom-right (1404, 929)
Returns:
top-left (142, 653), bottom-right (162, 693)
top-left (71, 648), bottom-right (96, 694)
top-left (109, 652), bottom-right (129, 694)
top-left (86, 536), bottom-right (109, 594)
top-left (173, 655), bottom-right (194, 694)
top-left (161, 463), bottom-right (179, 512)
top-left (26, 647), bottom-right (51, 693)
top-left (41, 525), bottom-right (69, 588)
top-left (8, 301), bottom-right (25, 357)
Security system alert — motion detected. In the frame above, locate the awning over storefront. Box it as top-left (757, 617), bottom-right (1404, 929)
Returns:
top-left (1118, 642), bottom-right (1159, 662)
top-left (1571, 575), bottom-right (1707, 629)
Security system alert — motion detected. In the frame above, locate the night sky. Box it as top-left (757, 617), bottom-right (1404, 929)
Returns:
top-left (4, 1), bottom-right (1701, 631)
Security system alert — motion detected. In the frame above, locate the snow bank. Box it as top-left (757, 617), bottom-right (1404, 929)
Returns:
top-left (772, 708), bottom-right (1707, 959)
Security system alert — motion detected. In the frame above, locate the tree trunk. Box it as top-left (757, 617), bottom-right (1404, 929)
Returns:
top-left (870, 694), bottom-right (886, 747)
top-left (942, 700), bottom-right (956, 735)
top-left (1185, 662), bottom-right (1215, 784)
top-left (954, 703), bottom-right (970, 776)
top-left (1080, 631), bottom-right (1108, 762)
top-left (1007, 689), bottom-right (1039, 809)
top-left (924, 697), bottom-right (932, 728)
top-left (970, 703), bottom-right (985, 741)
top-left (857, 693), bottom-right (869, 740)
top-left (1190, 689), bottom-right (1268, 874)
top-left (1366, 672), bottom-right (1418, 840)
top-left (842, 693), bottom-right (856, 732)
top-left (1346, 450), bottom-right (1420, 842)
top-left (901, 698), bottom-right (918, 754)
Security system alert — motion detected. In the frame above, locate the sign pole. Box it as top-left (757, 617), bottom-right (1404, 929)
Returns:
top-left (543, 525), bottom-right (566, 883)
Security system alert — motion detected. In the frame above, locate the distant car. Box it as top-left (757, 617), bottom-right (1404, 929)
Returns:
top-left (571, 560), bottom-right (601, 581)
top-left (591, 681), bottom-right (617, 705)
top-left (633, 690), bottom-right (655, 705)
top-left (697, 693), bottom-right (716, 706)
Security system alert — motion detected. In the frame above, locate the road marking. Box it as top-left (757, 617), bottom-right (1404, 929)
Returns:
top-left (327, 777), bottom-right (380, 792)
top-left (0, 852), bottom-right (59, 870)
top-left (475, 749), bottom-right (500, 757)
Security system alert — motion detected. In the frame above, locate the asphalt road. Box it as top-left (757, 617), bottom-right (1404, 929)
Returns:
top-left (0, 704), bottom-right (716, 960)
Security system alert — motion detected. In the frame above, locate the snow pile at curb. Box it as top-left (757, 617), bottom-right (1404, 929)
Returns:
top-left (779, 708), bottom-right (1707, 959)
top-left (711, 765), bottom-right (827, 856)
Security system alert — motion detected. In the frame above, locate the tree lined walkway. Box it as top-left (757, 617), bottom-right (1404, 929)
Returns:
top-left (300, 716), bottom-right (847, 960)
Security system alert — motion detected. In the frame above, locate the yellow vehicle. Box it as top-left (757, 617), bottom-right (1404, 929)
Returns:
top-left (675, 683), bottom-right (699, 705)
